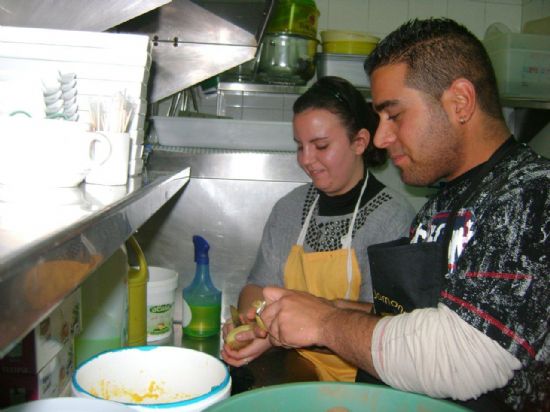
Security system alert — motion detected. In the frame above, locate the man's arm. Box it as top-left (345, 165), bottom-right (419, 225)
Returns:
top-left (333, 299), bottom-right (374, 313)
top-left (261, 287), bottom-right (521, 400)
top-left (262, 286), bottom-right (381, 378)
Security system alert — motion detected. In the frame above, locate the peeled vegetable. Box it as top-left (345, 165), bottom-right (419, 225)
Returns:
top-left (225, 300), bottom-right (267, 350)
top-left (226, 324), bottom-right (254, 350)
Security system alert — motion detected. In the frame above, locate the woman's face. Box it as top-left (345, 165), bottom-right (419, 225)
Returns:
top-left (293, 108), bottom-right (368, 196)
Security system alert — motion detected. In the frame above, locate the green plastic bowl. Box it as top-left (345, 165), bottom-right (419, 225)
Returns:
top-left (204, 382), bottom-right (470, 412)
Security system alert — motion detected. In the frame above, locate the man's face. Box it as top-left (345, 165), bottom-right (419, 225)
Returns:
top-left (370, 63), bottom-right (462, 186)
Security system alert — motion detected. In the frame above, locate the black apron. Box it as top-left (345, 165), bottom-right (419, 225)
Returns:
top-left (356, 139), bottom-right (519, 412)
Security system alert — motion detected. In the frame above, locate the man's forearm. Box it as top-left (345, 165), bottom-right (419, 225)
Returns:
top-left (333, 299), bottom-right (374, 313)
top-left (320, 308), bottom-right (381, 378)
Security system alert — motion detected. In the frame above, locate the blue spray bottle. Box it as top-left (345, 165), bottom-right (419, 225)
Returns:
top-left (182, 235), bottom-right (221, 338)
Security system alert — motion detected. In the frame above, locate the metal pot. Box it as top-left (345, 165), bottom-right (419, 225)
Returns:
top-left (257, 33), bottom-right (318, 85)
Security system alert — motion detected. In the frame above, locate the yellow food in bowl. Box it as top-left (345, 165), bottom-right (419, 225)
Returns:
top-left (90, 379), bottom-right (194, 404)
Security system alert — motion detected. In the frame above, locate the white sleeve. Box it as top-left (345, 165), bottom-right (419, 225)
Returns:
top-left (371, 303), bottom-right (521, 401)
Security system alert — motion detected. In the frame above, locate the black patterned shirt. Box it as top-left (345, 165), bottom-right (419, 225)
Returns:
top-left (410, 141), bottom-right (549, 410)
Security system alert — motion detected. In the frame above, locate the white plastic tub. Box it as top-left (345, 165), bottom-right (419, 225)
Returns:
top-left (483, 31), bottom-right (550, 99)
top-left (146, 267), bottom-right (178, 343)
top-left (316, 53), bottom-right (370, 88)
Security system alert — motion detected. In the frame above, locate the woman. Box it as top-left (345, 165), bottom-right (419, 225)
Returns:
top-left (222, 76), bottom-right (416, 382)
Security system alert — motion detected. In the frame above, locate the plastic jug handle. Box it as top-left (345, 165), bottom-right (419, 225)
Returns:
top-left (127, 236), bottom-right (148, 284)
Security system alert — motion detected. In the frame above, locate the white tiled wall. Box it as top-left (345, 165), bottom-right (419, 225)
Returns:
top-left (198, 0), bottom-right (550, 121)
top-left (316, 0), bottom-right (533, 39)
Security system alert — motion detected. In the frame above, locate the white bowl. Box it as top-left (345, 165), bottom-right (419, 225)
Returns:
top-left (3, 397), bottom-right (134, 412)
top-left (72, 346), bottom-right (231, 412)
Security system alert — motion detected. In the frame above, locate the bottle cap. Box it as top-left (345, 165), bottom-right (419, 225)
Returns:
top-left (193, 235), bottom-right (210, 264)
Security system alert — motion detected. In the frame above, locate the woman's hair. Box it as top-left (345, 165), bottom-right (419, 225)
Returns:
top-left (365, 18), bottom-right (504, 120)
top-left (293, 76), bottom-right (386, 167)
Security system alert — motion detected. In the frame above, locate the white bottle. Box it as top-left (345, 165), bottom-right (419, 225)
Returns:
top-left (75, 247), bottom-right (128, 366)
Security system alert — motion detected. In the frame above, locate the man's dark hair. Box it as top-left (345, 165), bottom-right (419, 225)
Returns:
top-left (293, 76), bottom-right (386, 167)
top-left (365, 18), bottom-right (504, 120)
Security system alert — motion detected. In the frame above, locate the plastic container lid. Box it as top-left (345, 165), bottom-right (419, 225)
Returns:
top-left (266, 0), bottom-right (320, 38)
top-left (320, 30), bottom-right (379, 55)
top-left (321, 30), bottom-right (379, 44)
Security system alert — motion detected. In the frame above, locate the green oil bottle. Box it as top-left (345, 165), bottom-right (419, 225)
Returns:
top-left (182, 235), bottom-right (221, 338)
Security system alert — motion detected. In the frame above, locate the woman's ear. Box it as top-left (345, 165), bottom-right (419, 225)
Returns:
top-left (442, 78), bottom-right (476, 126)
top-left (353, 128), bottom-right (370, 155)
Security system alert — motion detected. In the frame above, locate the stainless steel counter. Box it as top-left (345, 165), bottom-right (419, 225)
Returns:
top-left (0, 168), bottom-right (190, 356)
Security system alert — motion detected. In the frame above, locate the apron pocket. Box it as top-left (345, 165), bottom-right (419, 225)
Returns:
top-left (368, 238), bottom-right (446, 314)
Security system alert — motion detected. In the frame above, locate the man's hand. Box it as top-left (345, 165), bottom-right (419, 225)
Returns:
top-left (260, 286), bottom-right (337, 349)
top-left (260, 286), bottom-right (381, 378)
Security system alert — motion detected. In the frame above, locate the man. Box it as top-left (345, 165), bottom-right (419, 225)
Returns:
top-left (260, 18), bottom-right (549, 411)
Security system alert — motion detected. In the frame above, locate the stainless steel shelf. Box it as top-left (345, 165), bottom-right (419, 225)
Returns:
top-left (0, 167), bottom-right (190, 356)
top-left (501, 97), bottom-right (550, 110)
top-left (217, 81), bottom-right (373, 99)
top-left (218, 82), bottom-right (549, 110)
top-left (218, 81), bottom-right (309, 95)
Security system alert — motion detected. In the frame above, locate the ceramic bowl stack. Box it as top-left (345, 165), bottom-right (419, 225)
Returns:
top-left (0, 25), bottom-right (152, 177)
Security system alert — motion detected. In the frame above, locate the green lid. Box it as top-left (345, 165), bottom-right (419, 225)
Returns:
top-left (267, 0), bottom-right (320, 38)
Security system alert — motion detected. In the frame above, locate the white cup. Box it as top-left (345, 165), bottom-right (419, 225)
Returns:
top-left (85, 132), bottom-right (130, 186)
top-left (0, 117), bottom-right (110, 187)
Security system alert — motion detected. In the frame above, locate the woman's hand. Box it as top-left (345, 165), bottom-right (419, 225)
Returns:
top-left (221, 301), bottom-right (271, 367)
top-left (221, 322), bottom-right (272, 367)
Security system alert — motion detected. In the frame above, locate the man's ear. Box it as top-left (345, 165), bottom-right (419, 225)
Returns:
top-left (353, 128), bottom-right (370, 154)
top-left (442, 78), bottom-right (476, 126)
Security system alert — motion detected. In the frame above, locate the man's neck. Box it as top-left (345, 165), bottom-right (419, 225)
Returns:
top-left (458, 114), bottom-right (510, 177)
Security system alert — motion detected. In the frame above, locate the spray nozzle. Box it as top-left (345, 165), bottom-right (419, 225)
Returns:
top-left (193, 235), bottom-right (210, 264)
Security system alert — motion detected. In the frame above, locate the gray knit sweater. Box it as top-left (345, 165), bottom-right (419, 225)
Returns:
top-left (248, 176), bottom-right (417, 301)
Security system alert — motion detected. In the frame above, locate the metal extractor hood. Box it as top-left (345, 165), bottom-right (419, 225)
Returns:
top-left (0, 0), bottom-right (275, 103)
top-left (114, 0), bottom-right (275, 102)
top-left (0, 0), bottom-right (171, 31)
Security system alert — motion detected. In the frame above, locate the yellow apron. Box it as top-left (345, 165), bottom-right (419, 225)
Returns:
top-left (283, 173), bottom-right (369, 382)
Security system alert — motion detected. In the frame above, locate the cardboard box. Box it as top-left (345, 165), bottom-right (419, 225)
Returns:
top-left (0, 340), bottom-right (74, 407)
top-left (0, 289), bottom-right (80, 375)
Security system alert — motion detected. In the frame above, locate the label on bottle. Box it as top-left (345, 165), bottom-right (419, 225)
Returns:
top-left (182, 299), bottom-right (221, 338)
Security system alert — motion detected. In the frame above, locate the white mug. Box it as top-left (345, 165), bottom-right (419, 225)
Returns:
top-left (86, 132), bottom-right (130, 186)
top-left (0, 117), bottom-right (111, 187)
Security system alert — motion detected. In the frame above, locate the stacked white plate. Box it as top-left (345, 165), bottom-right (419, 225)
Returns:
top-left (0, 25), bottom-right (152, 176)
